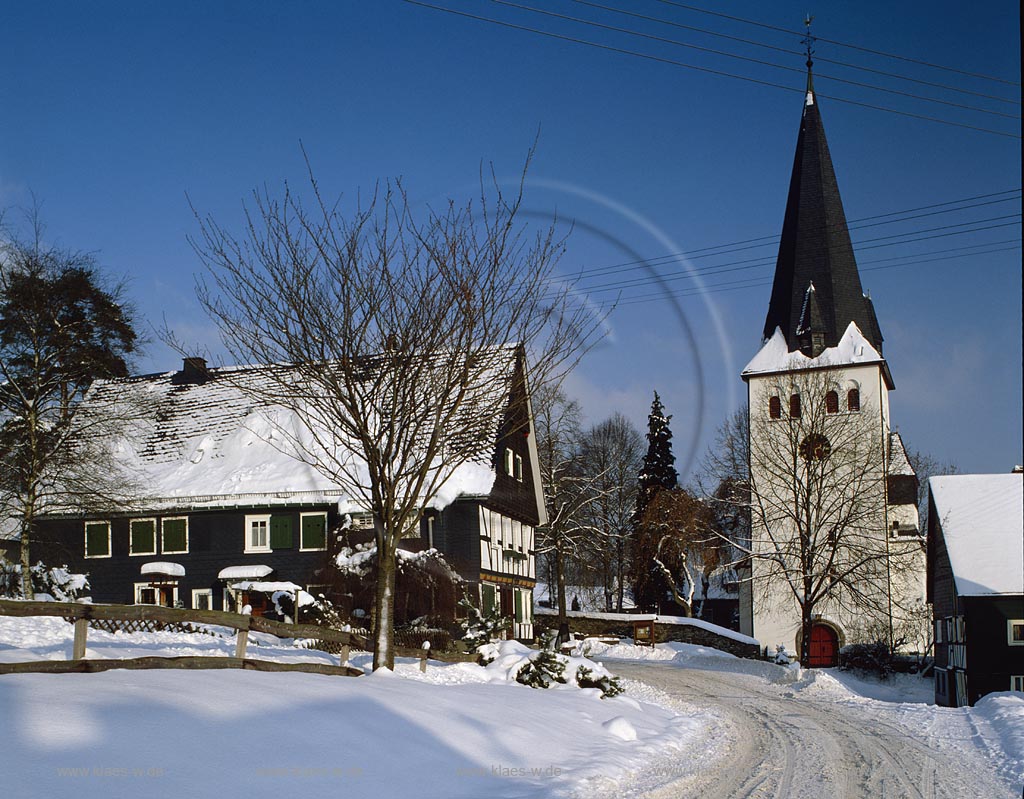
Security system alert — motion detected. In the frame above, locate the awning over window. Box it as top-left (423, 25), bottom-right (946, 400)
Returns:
top-left (140, 561), bottom-right (185, 578)
top-left (217, 564), bottom-right (273, 580)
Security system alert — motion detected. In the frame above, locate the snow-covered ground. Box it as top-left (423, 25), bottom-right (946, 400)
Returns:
top-left (0, 616), bottom-right (712, 799)
top-left (586, 639), bottom-right (1024, 797)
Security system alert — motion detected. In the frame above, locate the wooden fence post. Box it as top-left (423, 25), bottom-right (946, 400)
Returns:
top-left (235, 629), bottom-right (249, 659)
top-left (72, 618), bottom-right (88, 660)
top-left (419, 643), bottom-right (430, 673)
top-left (340, 645), bottom-right (350, 665)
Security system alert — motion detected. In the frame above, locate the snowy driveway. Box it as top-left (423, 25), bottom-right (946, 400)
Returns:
top-left (598, 659), bottom-right (1018, 799)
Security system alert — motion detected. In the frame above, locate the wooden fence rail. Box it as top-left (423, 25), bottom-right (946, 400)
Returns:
top-left (0, 599), bottom-right (365, 677)
top-left (0, 600), bottom-right (479, 674)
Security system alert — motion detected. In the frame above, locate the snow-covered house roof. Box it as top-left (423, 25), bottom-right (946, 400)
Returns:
top-left (929, 473), bottom-right (1023, 596)
top-left (887, 431), bottom-right (916, 477)
top-left (62, 348), bottom-right (525, 513)
top-left (742, 322), bottom-right (887, 380)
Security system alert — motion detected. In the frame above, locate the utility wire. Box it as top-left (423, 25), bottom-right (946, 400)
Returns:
top-left (403, 1), bottom-right (1022, 138)
top-left (572, 0), bottom-right (1019, 106)
top-left (652, 0), bottom-right (1021, 87)
top-left (601, 243), bottom-right (1021, 309)
top-left (540, 0), bottom-right (1020, 117)
top-left (562, 218), bottom-right (1022, 297)
top-left (561, 191), bottom-right (1022, 282)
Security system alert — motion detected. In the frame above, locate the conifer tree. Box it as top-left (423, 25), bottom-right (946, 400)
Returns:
top-left (630, 392), bottom-right (678, 610)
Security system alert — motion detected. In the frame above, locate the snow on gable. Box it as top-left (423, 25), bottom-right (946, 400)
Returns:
top-left (742, 322), bottom-right (884, 377)
top-left (930, 473), bottom-right (1023, 596)
top-left (888, 431), bottom-right (916, 477)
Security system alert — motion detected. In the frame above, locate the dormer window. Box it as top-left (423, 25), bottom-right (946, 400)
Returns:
top-left (514, 453), bottom-right (523, 481)
top-left (769, 396), bottom-right (781, 419)
top-left (825, 390), bottom-right (839, 414)
top-left (504, 447), bottom-right (514, 475)
top-left (789, 394), bottom-right (801, 418)
top-left (847, 388), bottom-right (861, 412)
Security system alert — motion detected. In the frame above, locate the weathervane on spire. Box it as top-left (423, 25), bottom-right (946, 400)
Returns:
top-left (802, 15), bottom-right (815, 71)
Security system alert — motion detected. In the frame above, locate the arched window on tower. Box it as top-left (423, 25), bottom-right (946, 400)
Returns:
top-left (769, 396), bottom-right (781, 419)
top-left (825, 390), bottom-right (839, 414)
top-left (789, 394), bottom-right (801, 418)
top-left (847, 388), bottom-right (861, 412)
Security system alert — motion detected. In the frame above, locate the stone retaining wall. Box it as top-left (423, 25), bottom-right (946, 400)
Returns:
top-left (533, 611), bottom-right (760, 659)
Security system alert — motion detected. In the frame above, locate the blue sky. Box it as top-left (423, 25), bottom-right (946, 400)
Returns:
top-left (2, 1), bottom-right (1020, 477)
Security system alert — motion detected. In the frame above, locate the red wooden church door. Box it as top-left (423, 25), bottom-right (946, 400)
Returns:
top-left (808, 624), bottom-right (838, 667)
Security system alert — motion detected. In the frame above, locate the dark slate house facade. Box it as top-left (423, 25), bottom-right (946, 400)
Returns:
top-left (36, 349), bottom-right (545, 640)
top-left (927, 472), bottom-right (1024, 706)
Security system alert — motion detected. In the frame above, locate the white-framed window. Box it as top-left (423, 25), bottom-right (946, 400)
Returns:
top-left (1008, 619), bottom-right (1024, 646)
top-left (514, 453), bottom-right (523, 481)
top-left (245, 514), bottom-right (271, 553)
top-left (192, 588), bottom-right (213, 611)
top-left (134, 581), bottom-right (178, 607)
top-left (299, 512), bottom-right (328, 551)
top-left (504, 447), bottom-right (514, 475)
top-left (161, 517), bottom-right (189, 554)
top-left (1011, 676), bottom-right (1024, 692)
top-left (84, 521), bottom-right (112, 558)
top-left (129, 518), bottom-right (157, 556)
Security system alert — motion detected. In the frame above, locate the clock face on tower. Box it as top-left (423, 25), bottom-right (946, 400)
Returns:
top-left (799, 433), bottom-right (832, 462)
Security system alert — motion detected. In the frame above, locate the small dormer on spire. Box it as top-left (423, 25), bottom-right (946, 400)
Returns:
top-left (795, 282), bottom-right (827, 357)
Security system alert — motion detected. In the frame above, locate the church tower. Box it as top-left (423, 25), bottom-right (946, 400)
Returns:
top-left (738, 66), bottom-right (923, 665)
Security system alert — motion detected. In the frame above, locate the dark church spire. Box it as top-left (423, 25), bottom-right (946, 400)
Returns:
top-left (761, 44), bottom-right (884, 356)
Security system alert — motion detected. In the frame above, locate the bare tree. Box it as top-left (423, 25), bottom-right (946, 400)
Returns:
top-left (741, 367), bottom-right (913, 665)
top-left (188, 162), bottom-right (602, 669)
top-left (532, 384), bottom-right (605, 641)
top-left (577, 413), bottom-right (642, 611)
top-left (0, 212), bottom-right (140, 596)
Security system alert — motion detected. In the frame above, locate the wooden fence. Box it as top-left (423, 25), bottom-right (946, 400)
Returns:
top-left (0, 600), bottom-right (477, 676)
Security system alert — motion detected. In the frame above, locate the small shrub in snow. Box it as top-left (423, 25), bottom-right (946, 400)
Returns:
top-left (576, 665), bottom-right (623, 698)
top-left (841, 641), bottom-right (895, 679)
top-left (516, 649), bottom-right (568, 689)
top-left (458, 596), bottom-right (510, 661)
top-left (0, 561), bottom-right (89, 601)
top-left (773, 644), bottom-right (791, 665)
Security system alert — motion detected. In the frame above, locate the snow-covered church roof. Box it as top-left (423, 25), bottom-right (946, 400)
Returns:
top-left (929, 473), bottom-right (1023, 596)
top-left (64, 350), bottom-right (520, 513)
top-left (742, 321), bottom-right (885, 378)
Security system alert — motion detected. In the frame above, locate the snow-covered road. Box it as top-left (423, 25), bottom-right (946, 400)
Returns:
top-left (600, 660), bottom-right (1017, 799)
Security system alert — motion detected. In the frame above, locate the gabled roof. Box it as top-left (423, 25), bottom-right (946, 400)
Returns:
top-left (761, 79), bottom-right (884, 355)
top-left (66, 349), bottom-right (522, 512)
top-left (887, 431), bottom-right (916, 477)
top-left (929, 473), bottom-right (1023, 596)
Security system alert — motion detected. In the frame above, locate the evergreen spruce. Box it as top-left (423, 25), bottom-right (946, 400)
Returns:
top-left (630, 392), bottom-right (679, 610)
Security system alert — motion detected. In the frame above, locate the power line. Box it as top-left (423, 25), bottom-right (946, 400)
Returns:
top-left (652, 0), bottom-right (1021, 87)
top-left (563, 217), bottom-right (1022, 298)
top-left (601, 242), bottom-right (1021, 309)
top-left (561, 190), bottom-right (1022, 282)
top-left (403, 1), bottom-right (1022, 138)
top-left (570, 0), bottom-right (1021, 109)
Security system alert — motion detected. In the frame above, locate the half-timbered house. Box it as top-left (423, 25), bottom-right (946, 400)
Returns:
top-left (35, 348), bottom-right (544, 640)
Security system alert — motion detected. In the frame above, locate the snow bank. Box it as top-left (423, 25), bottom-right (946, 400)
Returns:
top-left (0, 615), bottom-right (706, 799)
top-left (972, 692), bottom-right (1024, 786)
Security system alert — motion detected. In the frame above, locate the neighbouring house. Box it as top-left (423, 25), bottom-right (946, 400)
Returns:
top-left (34, 347), bottom-right (545, 640)
top-left (738, 65), bottom-right (924, 664)
top-left (927, 471), bottom-right (1024, 707)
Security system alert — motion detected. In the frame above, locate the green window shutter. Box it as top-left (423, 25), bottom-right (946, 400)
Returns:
top-left (85, 523), bottom-right (109, 557)
top-left (270, 515), bottom-right (293, 549)
top-left (514, 590), bottom-right (524, 623)
top-left (482, 584), bottom-right (495, 614)
top-left (130, 520), bottom-right (155, 554)
top-left (163, 518), bottom-right (187, 552)
top-left (301, 514), bottom-right (326, 550)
